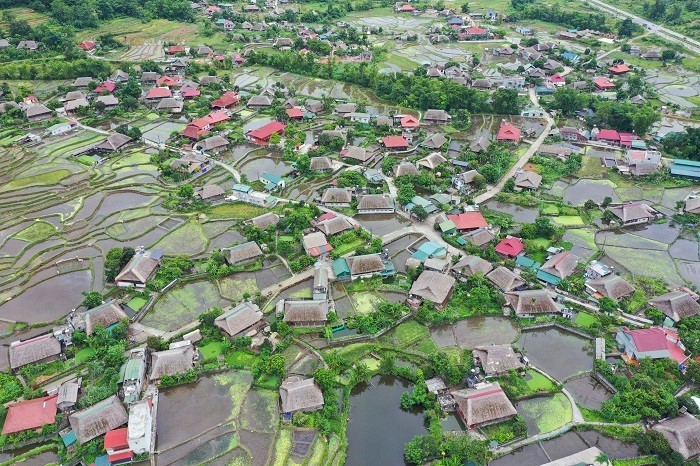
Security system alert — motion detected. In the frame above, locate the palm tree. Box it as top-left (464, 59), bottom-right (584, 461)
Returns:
top-left (595, 452), bottom-right (610, 465)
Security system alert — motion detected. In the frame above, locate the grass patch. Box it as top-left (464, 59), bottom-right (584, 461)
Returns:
top-left (199, 340), bottom-right (226, 359)
top-left (272, 428), bottom-right (293, 466)
top-left (519, 392), bottom-right (572, 434)
top-left (13, 221), bottom-right (56, 243)
top-left (575, 311), bottom-right (599, 328)
top-left (209, 203), bottom-right (268, 220)
top-left (127, 296), bottom-right (147, 311)
top-left (552, 216), bottom-right (584, 226)
top-left (612, 457), bottom-right (658, 466)
top-left (255, 374), bottom-right (281, 390)
top-left (529, 237), bottom-right (551, 249)
top-left (540, 204), bottom-right (560, 215)
top-left (155, 221), bottom-right (208, 256)
top-left (525, 370), bottom-right (557, 392)
top-left (578, 155), bottom-right (607, 179)
top-left (4, 169), bottom-right (72, 189)
top-left (359, 357), bottom-right (381, 372)
top-left (225, 350), bottom-right (257, 368)
top-left (112, 152), bottom-right (151, 168)
top-left (579, 405), bottom-right (606, 422)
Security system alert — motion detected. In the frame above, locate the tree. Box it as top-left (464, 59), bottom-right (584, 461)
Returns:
top-left (584, 199), bottom-right (598, 210)
top-left (146, 336), bottom-right (169, 351)
top-left (460, 3), bottom-right (470, 13)
top-left (491, 88), bottom-right (520, 115)
top-left (661, 49), bottom-right (676, 62)
top-left (411, 205), bottom-right (428, 221)
top-left (632, 105), bottom-right (660, 136)
top-left (178, 184), bottom-right (194, 200)
top-left (599, 297), bottom-right (618, 314)
top-left (81, 291), bottom-right (102, 309)
top-left (296, 155), bottom-right (311, 174)
top-left (552, 87), bottom-right (587, 116)
top-left (618, 18), bottom-right (636, 37)
top-left (199, 307), bottom-right (223, 328)
top-left (601, 196), bottom-right (612, 207)
top-left (595, 452), bottom-right (610, 465)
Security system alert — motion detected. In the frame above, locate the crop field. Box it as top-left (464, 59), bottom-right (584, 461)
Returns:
top-left (518, 393), bottom-right (573, 435)
top-left (218, 275), bottom-right (260, 302)
top-left (155, 221), bottom-right (209, 256)
top-left (142, 280), bottom-right (227, 331)
top-left (602, 246), bottom-right (683, 285)
top-left (13, 221), bottom-right (56, 243)
top-left (209, 203), bottom-right (269, 220)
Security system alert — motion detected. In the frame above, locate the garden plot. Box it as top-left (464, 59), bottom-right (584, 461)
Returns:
top-left (142, 280), bottom-right (228, 331)
top-left (175, 431), bottom-right (236, 465)
top-left (602, 246), bottom-right (683, 285)
top-left (107, 215), bottom-right (169, 240)
top-left (117, 40), bottom-right (165, 61)
top-left (596, 231), bottom-right (668, 251)
top-left (391, 42), bottom-right (475, 67)
top-left (141, 121), bottom-right (186, 144)
top-left (218, 275), bottom-right (260, 302)
top-left (563, 179), bottom-right (620, 206)
top-left (155, 221), bottom-right (208, 256)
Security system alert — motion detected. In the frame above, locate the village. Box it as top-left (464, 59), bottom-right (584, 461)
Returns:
top-left (0, 0), bottom-right (700, 464)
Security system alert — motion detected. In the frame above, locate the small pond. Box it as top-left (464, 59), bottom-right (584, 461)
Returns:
top-left (515, 393), bottom-right (572, 436)
top-left (564, 376), bottom-right (613, 410)
top-left (517, 328), bottom-right (594, 381)
top-left (484, 201), bottom-right (538, 223)
top-left (239, 157), bottom-right (292, 181)
top-left (346, 375), bottom-right (426, 466)
top-left (563, 179), bottom-right (620, 206)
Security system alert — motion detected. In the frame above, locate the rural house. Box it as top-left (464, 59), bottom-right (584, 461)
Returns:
top-left (149, 344), bottom-right (195, 380)
top-left (214, 302), bottom-right (264, 337)
top-left (279, 376), bottom-right (324, 415)
top-left (222, 241), bottom-right (264, 266)
top-left (451, 382), bottom-right (517, 428)
top-left (9, 333), bottom-right (62, 370)
top-left (69, 395), bottom-right (128, 443)
top-left (408, 270), bottom-right (456, 309)
top-left (473, 345), bottom-right (525, 376)
top-left (277, 299), bottom-right (329, 327)
top-left (115, 248), bottom-right (163, 288)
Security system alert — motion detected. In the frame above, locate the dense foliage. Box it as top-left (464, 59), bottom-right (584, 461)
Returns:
top-left (661, 128), bottom-right (700, 161)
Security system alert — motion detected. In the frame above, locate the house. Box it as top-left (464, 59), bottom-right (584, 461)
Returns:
top-left (45, 122), bottom-right (77, 136)
top-left (26, 104), bottom-right (52, 122)
top-left (115, 248), bottom-right (163, 288)
top-left (394, 162), bottom-right (420, 177)
top-left (608, 64), bottom-right (631, 75)
top-left (593, 128), bottom-right (621, 145)
top-left (400, 115), bottom-right (420, 130)
top-left (406, 195), bottom-right (438, 215)
top-left (615, 327), bottom-right (687, 363)
top-left (462, 27), bottom-right (490, 40)
top-left (247, 95), bottom-right (272, 108)
top-left (96, 95), bottom-right (119, 109)
top-left (211, 91), bottom-right (240, 109)
top-left (166, 45), bottom-right (186, 55)
top-left (412, 242), bottom-right (448, 262)
top-left (496, 123), bottom-right (521, 142)
top-left (17, 40), bottom-right (38, 50)
top-left (585, 260), bottom-right (612, 280)
top-left (505, 290), bottom-right (561, 316)
top-left (560, 127), bottom-right (589, 142)
top-left (671, 159), bottom-right (700, 180)
top-left (495, 236), bottom-right (524, 257)
top-left (408, 270), bottom-right (456, 309)
top-left (280, 377), bottom-right (324, 414)
top-left (452, 255), bottom-right (493, 279)
top-left (320, 188), bottom-right (352, 208)
top-left (587, 275), bottom-right (635, 300)
top-left (336, 254), bottom-right (395, 280)
top-left (303, 231), bottom-right (333, 258)
top-left (286, 108), bottom-right (304, 120)
top-left (347, 112), bottom-right (371, 124)
top-left (446, 211), bottom-right (488, 233)
top-left (57, 381), bottom-right (79, 411)
top-left (470, 136), bottom-right (491, 153)
top-left (249, 212), bottom-right (280, 231)
top-left (150, 344), bottom-right (195, 380)
top-left (215, 302), bottom-right (263, 337)
top-left (422, 133), bottom-right (448, 150)
top-left (415, 152), bottom-right (446, 170)
top-left (342, 146), bottom-right (373, 164)
top-left (423, 109), bottom-right (451, 125)
top-left (593, 77), bottom-right (615, 91)
top-left (522, 107), bottom-right (546, 118)
top-left (425, 378), bottom-right (447, 395)
top-left (451, 382), bottom-right (517, 428)
top-left (246, 121), bottom-right (286, 145)
top-left (334, 103), bottom-right (357, 116)
top-left (486, 267), bottom-right (526, 292)
top-left (120, 349), bottom-right (147, 404)
top-left (463, 228), bottom-right (496, 247)
top-left (357, 194), bottom-right (394, 214)
top-left (649, 291), bottom-right (700, 323)
top-left (64, 97), bottom-right (89, 113)
top-left (92, 133), bottom-right (133, 153)
top-left (144, 87), bottom-right (172, 102)
top-left (536, 251), bottom-right (578, 285)
top-left (623, 150), bottom-right (661, 177)
top-left (260, 172), bottom-right (285, 192)
top-left (104, 427), bottom-right (133, 463)
top-left (2, 395), bottom-right (58, 435)
top-left (127, 399), bottom-right (153, 455)
top-left (69, 395), bottom-right (128, 443)
top-left (652, 412), bottom-right (700, 460)
top-left (315, 216), bottom-right (354, 236)
top-left (196, 134), bottom-right (228, 153)
top-left (194, 184), bottom-right (225, 201)
top-left (82, 301), bottom-right (129, 335)
top-left (223, 241), bottom-right (264, 266)
top-left (156, 75), bottom-right (181, 87)
top-left (73, 77), bottom-right (95, 89)
top-left (277, 299), bottom-right (328, 326)
top-left (9, 334), bottom-right (62, 370)
top-left (608, 202), bottom-right (658, 226)
top-left (310, 156), bottom-right (333, 172)
top-left (473, 345), bottom-right (525, 376)
top-left (382, 135), bottom-right (409, 150)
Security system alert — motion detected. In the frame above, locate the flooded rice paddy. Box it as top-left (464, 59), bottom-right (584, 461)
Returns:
top-left (430, 316), bottom-right (518, 350)
top-left (516, 328), bottom-right (594, 381)
top-left (564, 376), bottom-right (613, 410)
top-left (515, 393), bottom-right (572, 436)
top-left (484, 201), bottom-right (538, 223)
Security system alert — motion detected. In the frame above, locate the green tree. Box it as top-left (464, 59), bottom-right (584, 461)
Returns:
top-left (491, 88), bottom-right (520, 115)
top-left (601, 196), bottom-right (613, 207)
top-left (618, 18), bottom-right (636, 37)
top-left (178, 184), bottom-right (194, 200)
top-left (81, 291), bottom-right (102, 309)
top-left (460, 3), bottom-right (469, 13)
top-left (599, 297), bottom-right (618, 314)
top-left (632, 105), bottom-right (660, 136)
top-left (411, 205), bottom-right (429, 221)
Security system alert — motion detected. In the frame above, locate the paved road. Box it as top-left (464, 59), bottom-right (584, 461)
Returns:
top-left (582, 0), bottom-right (700, 54)
top-left (474, 87), bottom-right (554, 204)
top-left (209, 158), bottom-right (241, 182)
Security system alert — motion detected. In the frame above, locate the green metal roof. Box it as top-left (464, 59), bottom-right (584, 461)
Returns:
top-left (439, 220), bottom-right (457, 233)
top-left (121, 357), bottom-right (144, 382)
top-left (332, 258), bottom-right (350, 276)
top-left (516, 255), bottom-right (540, 270)
top-left (536, 269), bottom-right (562, 285)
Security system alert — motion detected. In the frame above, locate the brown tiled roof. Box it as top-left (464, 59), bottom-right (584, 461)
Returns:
top-left (69, 395), bottom-right (128, 443)
top-left (505, 290), bottom-right (560, 315)
top-left (649, 291), bottom-right (700, 321)
top-left (9, 334), bottom-right (61, 369)
top-left (539, 251), bottom-right (578, 280)
top-left (451, 383), bottom-right (517, 426)
top-left (214, 302), bottom-right (263, 336)
top-left (453, 255), bottom-right (493, 276)
top-left (279, 376), bottom-right (324, 413)
top-left (150, 345), bottom-right (194, 380)
top-left (588, 275), bottom-right (634, 299)
top-left (409, 270), bottom-right (456, 304)
top-left (486, 267), bottom-right (525, 291)
top-left (346, 254), bottom-right (384, 275)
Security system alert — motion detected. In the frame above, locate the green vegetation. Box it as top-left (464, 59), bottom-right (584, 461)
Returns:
top-left (209, 203), bottom-right (269, 219)
top-left (0, 373), bottom-right (23, 404)
top-left (13, 221), bottom-right (56, 243)
top-left (4, 169), bottom-right (71, 189)
top-left (575, 312), bottom-right (600, 328)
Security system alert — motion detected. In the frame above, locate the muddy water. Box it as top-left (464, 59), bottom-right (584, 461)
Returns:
top-left (431, 316), bottom-right (518, 350)
top-left (484, 201), bottom-right (538, 223)
top-left (563, 180), bottom-right (620, 206)
top-left (346, 375), bottom-right (426, 466)
top-left (353, 214), bottom-right (410, 237)
top-left (564, 376), bottom-right (612, 410)
top-left (630, 221), bottom-right (680, 244)
top-left (0, 445), bottom-right (59, 466)
top-left (517, 328), bottom-right (594, 381)
top-left (239, 158), bottom-right (292, 181)
top-left (94, 192), bottom-right (155, 218)
top-left (0, 269), bottom-right (92, 322)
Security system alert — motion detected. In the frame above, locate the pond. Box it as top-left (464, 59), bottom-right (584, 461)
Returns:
top-left (353, 214), bottom-right (411, 237)
top-left (515, 393), bottom-right (572, 436)
top-left (239, 157), bottom-right (292, 181)
top-left (430, 316), bottom-right (518, 350)
top-left (0, 269), bottom-right (92, 323)
top-left (484, 201), bottom-right (538, 223)
top-left (490, 430), bottom-right (640, 466)
top-left (0, 444), bottom-right (59, 466)
top-left (346, 375), bottom-right (427, 466)
top-left (563, 180), bottom-right (620, 206)
top-left (564, 376), bottom-right (612, 410)
top-left (517, 328), bottom-right (594, 381)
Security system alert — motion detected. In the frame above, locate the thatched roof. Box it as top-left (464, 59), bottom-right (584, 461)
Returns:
top-left (423, 109), bottom-right (450, 122)
top-left (26, 104), bottom-right (51, 118)
top-left (417, 152), bottom-right (447, 170)
top-left (223, 241), bottom-right (263, 265)
top-left (279, 300), bottom-right (328, 324)
top-left (453, 255), bottom-right (493, 276)
top-left (473, 345), bottom-right (524, 374)
top-left (69, 395), bottom-right (128, 443)
top-left (310, 156), bottom-right (332, 171)
top-left (539, 251), bottom-right (578, 280)
top-left (486, 266), bottom-right (525, 291)
top-left (303, 232), bottom-right (329, 250)
top-left (609, 202), bottom-right (657, 223)
top-left (394, 162), bottom-right (419, 177)
top-left (588, 275), bottom-right (635, 300)
top-left (652, 412), bottom-right (700, 459)
top-left (9, 334), bottom-right (61, 370)
top-left (215, 302), bottom-right (263, 337)
top-left (84, 301), bottom-right (128, 335)
top-left (316, 217), bottom-right (353, 236)
top-left (452, 383), bottom-right (517, 427)
top-left (422, 133), bottom-right (447, 149)
top-left (346, 254), bottom-right (384, 275)
top-left (505, 290), bottom-right (560, 315)
top-left (409, 270), bottom-right (456, 305)
top-left (463, 228), bottom-right (496, 247)
top-left (684, 197), bottom-right (700, 214)
top-left (251, 212), bottom-right (280, 230)
top-left (344, 146), bottom-right (371, 162)
top-left (199, 135), bottom-right (228, 151)
top-left (321, 188), bottom-right (352, 204)
top-left (95, 133), bottom-right (132, 151)
top-left (357, 194), bottom-right (393, 211)
top-left (279, 376), bottom-right (324, 413)
top-left (195, 184), bottom-right (225, 200)
top-left (649, 291), bottom-right (700, 322)
top-left (57, 382), bottom-right (79, 407)
top-left (115, 249), bottom-right (160, 284)
top-left (248, 95), bottom-right (272, 107)
top-left (514, 170), bottom-right (542, 189)
top-left (150, 345), bottom-right (194, 380)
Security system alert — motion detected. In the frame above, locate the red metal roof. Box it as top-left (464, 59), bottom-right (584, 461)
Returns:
top-left (316, 212), bottom-right (336, 222)
top-left (145, 87), bottom-right (171, 99)
top-left (108, 450), bottom-right (134, 462)
top-left (78, 41), bottom-right (97, 51)
top-left (181, 125), bottom-right (208, 140)
top-left (156, 75), bottom-right (181, 87)
top-left (94, 81), bottom-right (116, 93)
top-left (446, 212), bottom-right (488, 230)
top-left (247, 121), bottom-right (286, 140)
top-left (104, 427), bottom-right (129, 450)
top-left (400, 115), bottom-right (419, 128)
top-left (182, 88), bottom-right (201, 98)
top-left (2, 395), bottom-right (58, 435)
top-left (382, 135), bottom-right (409, 148)
top-left (466, 27), bottom-right (487, 35)
top-left (593, 77), bottom-right (615, 89)
top-left (167, 45), bottom-right (186, 54)
top-left (212, 91), bottom-right (240, 108)
top-left (308, 244), bottom-right (333, 257)
top-left (497, 123), bottom-right (521, 141)
top-left (205, 111), bottom-right (230, 125)
top-left (608, 64), bottom-right (631, 74)
top-left (495, 237), bottom-right (524, 257)
top-left (596, 129), bottom-right (620, 141)
top-left (400, 4), bottom-right (415, 11)
top-left (623, 328), bottom-right (687, 363)
top-left (286, 108), bottom-right (304, 118)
